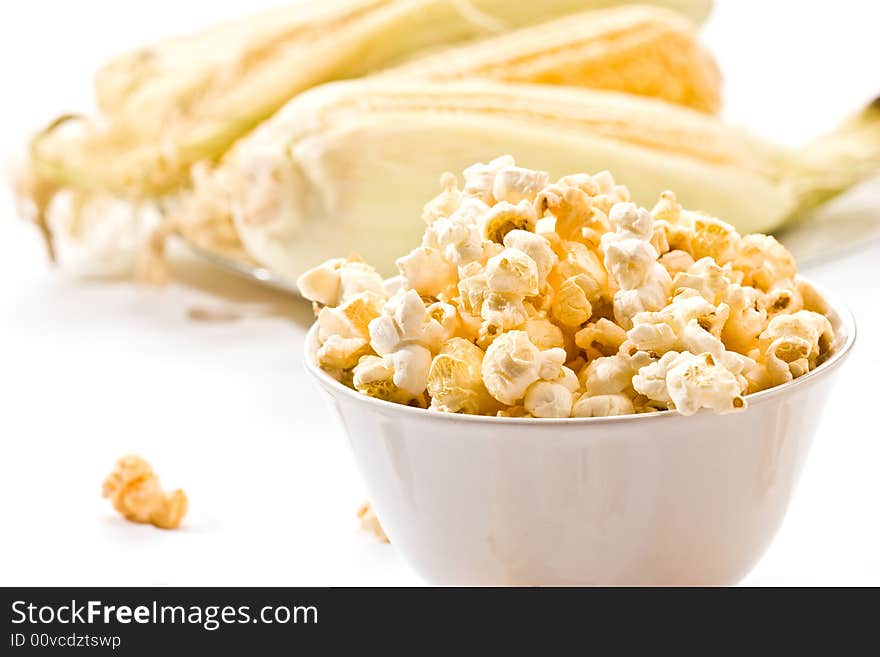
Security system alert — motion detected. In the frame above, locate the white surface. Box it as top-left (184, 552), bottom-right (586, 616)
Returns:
top-left (0, 0), bottom-right (878, 586)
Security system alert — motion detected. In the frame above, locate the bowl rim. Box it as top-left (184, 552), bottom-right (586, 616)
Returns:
top-left (303, 276), bottom-right (857, 426)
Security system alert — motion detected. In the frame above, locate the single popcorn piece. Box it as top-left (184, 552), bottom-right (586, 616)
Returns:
top-left (297, 255), bottom-right (385, 308)
top-left (503, 230), bottom-right (557, 289)
top-left (571, 393), bottom-right (635, 417)
top-left (582, 345), bottom-right (654, 396)
top-left (101, 455), bottom-right (188, 530)
top-left (427, 338), bottom-right (496, 414)
top-left (633, 351), bottom-right (746, 415)
top-left (305, 157), bottom-right (836, 419)
top-left (658, 249), bottom-right (696, 276)
top-left (492, 165), bottom-right (550, 205)
top-left (747, 310), bottom-right (835, 390)
top-left (396, 246), bottom-right (458, 298)
top-left (353, 355), bottom-right (425, 406)
top-left (732, 234), bottom-right (797, 292)
top-left (575, 318), bottom-right (628, 359)
top-left (523, 380), bottom-right (573, 418)
top-left (480, 200), bottom-right (538, 243)
top-left (602, 202), bottom-right (672, 329)
top-left (482, 330), bottom-right (566, 406)
top-left (315, 291), bottom-right (384, 371)
top-left (462, 155), bottom-right (515, 204)
top-left (357, 502), bottom-right (389, 544)
top-left (424, 196), bottom-right (489, 266)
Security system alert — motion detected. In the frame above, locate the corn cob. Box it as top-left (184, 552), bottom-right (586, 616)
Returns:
top-left (383, 4), bottom-right (720, 112)
top-left (184, 79), bottom-right (879, 281)
top-left (29, 0), bottom-right (713, 201)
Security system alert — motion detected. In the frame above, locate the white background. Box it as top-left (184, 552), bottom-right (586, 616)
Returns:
top-left (0, 1), bottom-right (878, 586)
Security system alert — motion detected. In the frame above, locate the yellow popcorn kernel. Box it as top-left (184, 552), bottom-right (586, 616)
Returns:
top-left (571, 393), bottom-right (635, 417)
top-left (480, 200), bottom-right (538, 243)
top-left (551, 275), bottom-right (595, 328)
top-left (525, 316), bottom-right (566, 351)
top-left (689, 214), bottom-right (741, 265)
top-left (651, 191), bottom-right (741, 264)
top-left (296, 255), bottom-right (385, 308)
top-left (548, 240), bottom-right (608, 295)
top-left (732, 234), bottom-right (797, 292)
top-left (633, 351), bottom-right (746, 416)
top-left (797, 279), bottom-right (831, 315)
top-left (315, 291), bottom-right (384, 370)
top-left (721, 284), bottom-right (768, 354)
top-left (760, 310), bottom-right (834, 367)
top-left (102, 455), bottom-right (188, 530)
top-left (524, 381), bottom-right (574, 418)
top-left (762, 286), bottom-right (804, 318)
top-left (353, 355), bottom-right (425, 406)
top-left (427, 338), bottom-right (496, 414)
top-left (317, 291), bottom-right (385, 341)
top-left (396, 246), bottom-right (458, 298)
top-left (482, 330), bottom-right (566, 406)
top-left (357, 502), bottom-right (389, 544)
top-left (658, 249), bottom-right (695, 276)
top-left (503, 230), bottom-right (557, 289)
top-left (317, 335), bottom-right (371, 371)
top-left (575, 318), bottom-right (627, 360)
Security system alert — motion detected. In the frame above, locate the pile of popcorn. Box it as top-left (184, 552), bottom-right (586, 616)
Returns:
top-left (298, 156), bottom-right (835, 418)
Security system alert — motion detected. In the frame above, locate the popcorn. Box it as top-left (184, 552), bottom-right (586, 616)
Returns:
top-left (582, 346), bottom-right (653, 396)
top-left (551, 275), bottom-right (594, 328)
top-left (102, 455), bottom-right (188, 530)
top-left (296, 256), bottom-right (385, 308)
top-left (302, 157), bottom-right (836, 419)
top-left (462, 155), bottom-right (515, 204)
top-left (503, 230), bottom-right (557, 289)
top-left (524, 381), bottom-right (574, 418)
top-left (601, 202), bottom-right (672, 329)
top-left (486, 248), bottom-right (539, 296)
top-left (525, 316), bottom-right (565, 351)
top-left (575, 318), bottom-right (628, 359)
top-left (482, 330), bottom-right (566, 406)
top-left (353, 355), bottom-right (426, 406)
top-left (315, 291), bottom-right (384, 371)
top-left (633, 351), bottom-right (746, 415)
top-left (368, 290), bottom-right (445, 395)
top-left (427, 338), bottom-right (495, 414)
top-left (659, 249), bottom-right (695, 276)
top-left (732, 234), bottom-right (797, 291)
top-left (356, 501), bottom-right (389, 543)
top-left (492, 165), bottom-right (550, 205)
top-left (396, 246), bottom-right (457, 298)
top-left (480, 200), bottom-right (538, 243)
top-left (423, 196), bottom-right (488, 266)
top-left (652, 191), bottom-right (741, 265)
top-left (571, 393), bottom-right (635, 417)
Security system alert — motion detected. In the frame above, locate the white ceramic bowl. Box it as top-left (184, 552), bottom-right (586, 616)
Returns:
top-left (304, 285), bottom-right (855, 585)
